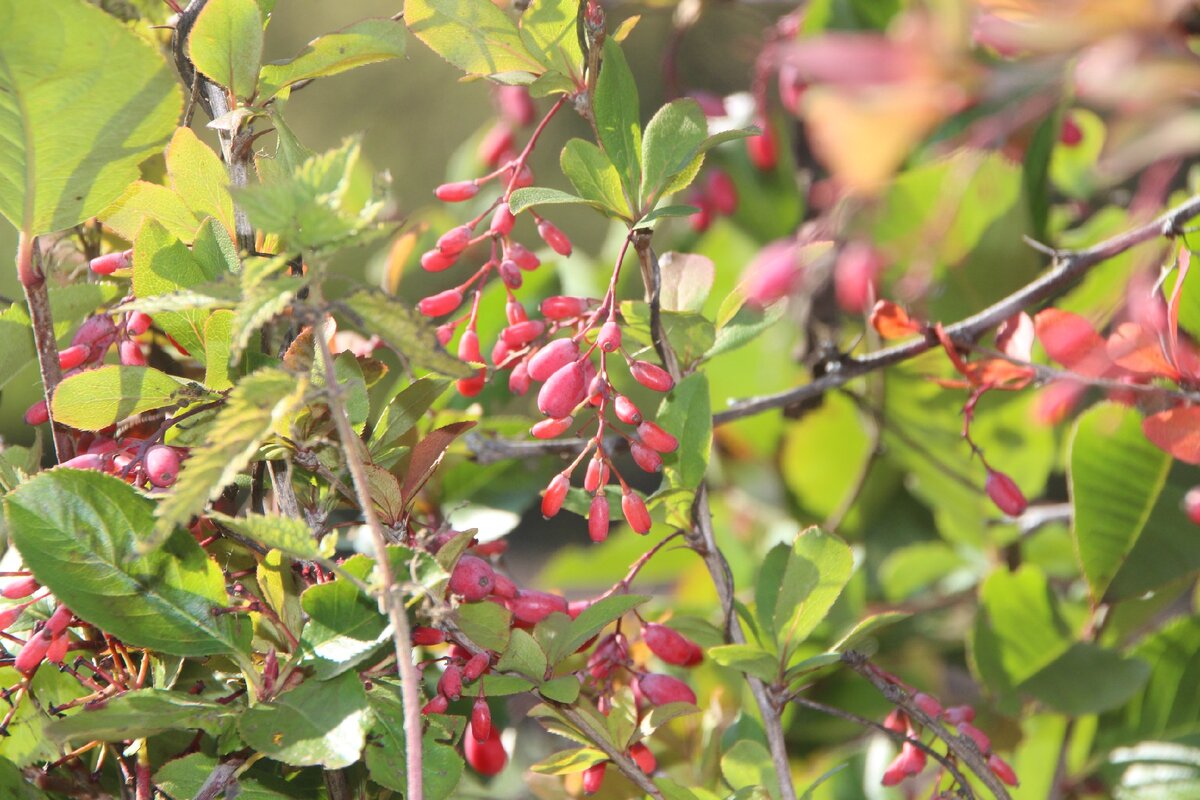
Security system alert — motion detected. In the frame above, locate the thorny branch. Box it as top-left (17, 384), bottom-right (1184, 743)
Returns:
top-left (17, 235), bottom-right (72, 462)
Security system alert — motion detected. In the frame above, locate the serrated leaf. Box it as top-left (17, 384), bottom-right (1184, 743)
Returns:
top-left (775, 528), bottom-right (854, 651)
top-left (0, 0), bottom-right (182, 235)
top-left (51, 365), bottom-right (193, 431)
top-left (365, 683), bottom-right (463, 799)
top-left (154, 753), bottom-right (302, 800)
top-left (151, 368), bottom-right (307, 551)
top-left (166, 127), bottom-right (235, 239)
top-left (258, 18), bottom-right (407, 100)
top-left (4, 469), bottom-right (247, 656)
top-left (404, 0), bottom-right (542, 79)
top-left (300, 555), bottom-right (389, 679)
top-left (239, 671), bottom-right (369, 768)
top-left (99, 181), bottom-right (201, 243)
top-left (0, 756), bottom-right (50, 799)
top-left (343, 290), bottom-right (473, 378)
top-left (1070, 403), bottom-right (1171, 599)
top-left (508, 186), bottom-right (604, 215)
top-left (546, 594), bottom-right (648, 664)
top-left (593, 40), bottom-right (641, 203)
top-left (188, 0), bottom-right (264, 101)
top-left (519, 0), bottom-right (583, 81)
top-left (656, 374), bottom-right (711, 491)
top-left (496, 628), bottom-right (548, 680)
top-left (530, 747), bottom-right (607, 775)
top-left (47, 689), bottom-right (233, 743)
top-left (212, 512), bottom-right (318, 560)
top-left (560, 138), bottom-right (633, 219)
top-left (204, 310), bottom-right (235, 391)
top-left (640, 99), bottom-right (707, 207)
top-left (708, 643), bottom-right (779, 683)
top-left (231, 275), bottom-right (305, 363)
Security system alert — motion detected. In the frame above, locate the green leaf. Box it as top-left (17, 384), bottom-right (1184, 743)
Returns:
top-left (655, 374), bottom-right (711, 490)
top-left (660, 127), bottom-right (756, 198)
top-left (0, 757), bottom-right (49, 799)
top-left (188, 0), bottom-right (264, 100)
top-left (258, 18), bottom-right (407, 100)
top-left (404, 0), bottom-right (543, 79)
top-left (637, 702), bottom-right (700, 740)
top-left (231, 275), bottom-right (306, 363)
top-left (540, 675), bottom-right (581, 703)
top-left (204, 310), bottom-right (235, 391)
top-left (1106, 461), bottom-right (1200, 600)
top-left (152, 368), bottom-right (307, 551)
top-left (0, 0), bottom-right (181, 235)
top-left (371, 377), bottom-right (450, 455)
top-left (635, 204), bottom-right (699, 227)
top-left (1070, 403), bottom-right (1172, 599)
top-left (154, 753), bottom-right (304, 800)
top-left (593, 40), bottom-right (641, 204)
top-left (239, 671), bottom-right (369, 768)
top-left (456, 600), bottom-right (512, 653)
top-left (50, 365), bottom-right (194, 431)
top-left (0, 282), bottom-right (122, 392)
top-left (4, 469), bottom-right (247, 656)
top-left (783, 652), bottom-right (842, 683)
top-left (546, 594), bottom-right (648, 664)
top-left (774, 528), bottom-right (854, 651)
top-left (365, 682), bottom-right (463, 799)
top-left (483, 673), bottom-right (535, 696)
top-left (833, 612), bottom-right (910, 652)
top-left (721, 740), bottom-right (780, 799)
top-left (300, 555), bottom-right (388, 679)
top-left (530, 747), bottom-right (607, 775)
top-left (519, 0), bottom-right (583, 81)
top-left (212, 512), bottom-right (319, 560)
top-left (708, 301), bottom-right (786, 360)
top-left (166, 128), bottom-right (236, 239)
top-left (640, 99), bottom-right (707, 207)
top-left (1020, 643), bottom-right (1150, 715)
top-left (1110, 615), bottom-right (1200, 744)
top-left (560, 139), bottom-right (633, 219)
top-left (47, 689), bottom-right (233, 743)
top-left (343, 290), bottom-right (473, 378)
top-left (100, 181), bottom-right (201, 243)
top-left (508, 186), bottom-right (605, 215)
top-left (708, 644), bottom-right (779, 683)
top-left (978, 565), bottom-right (1072, 685)
top-left (497, 628), bottom-right (549, 680)
top-left (659, 252), bottom-right (714, 314)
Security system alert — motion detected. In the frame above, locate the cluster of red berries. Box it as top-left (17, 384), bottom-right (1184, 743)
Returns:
top-left (0, 576), bottom-right (77, 677)
top-left (880, 692), bottom-right (1018, 789)
top-left (420, 532), bottom-right (704, 784)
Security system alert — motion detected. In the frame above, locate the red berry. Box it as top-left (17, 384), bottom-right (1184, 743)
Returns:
top-left (419, 288), bottom-right (464, 318)
top-left (46, 634), bottom-right (69, 665)
top-left (508, 362), bottom-right (531, 396)
top-left (497, 85), bottom-right (535, 126)
top-left (531, 416), bottom-right (573, 439)
top-left (1060, 115), bottom-right (1083, 147)
top-left (503, 295), bottom-right (527, 321)
top-left (89, 249), bottom-right (132, 275)
top-left (57, 344), bottom-right (89, 371)
top-left (436, 324), bottom-right (455, 346)
top-left (583, 761), bottom-right (607, 794)
top-left (119, 340), bottom-right (147, 366)
top-left (985, 469), bottom-right (1027, 517)
top-left (145, 445), bottom-right (181, 488)
top-left (537, 220), bottom-right (572, 256)
top-left (478, 123), bottom-right (515, 167)
top-left (491, 337), bottom-right (514, 368)
top-left (59, 453), bottom-right (105, 471)
top-left (588, 494), bottom-right (610, 543)
top-left (422, 695), bottom-right (449, 715)
top-left (630, 360), bottom-right (674, 392)
top-left (636, 672), bottom-right (697, 706)
top-left (490, 203), bottom-right (515, 236)
top-left (471, 696), bottom-right (492, 741)
top-left (507, 242), bottom-right (539, 270)
top-left (499, 259), bottom-right (522, 289)
top-left (746, 124), bottom-right (778, 171)
top-left (458, 329), bottom-right (482, 363)
top-left (507, 162), bottom-right (535, 189)
top-left (778, 62), bottom-right (807, 116)
top-left (437, 226), bottom-right (473, 255)
top-left (14, 632), bottom-right (50, 676)
top-left (706, 169), bottom-right (738, 215)
top-left (959, 722), bottom-right (991, 753)
top-left (882, 742), bottom-right (926, 786)
top-left (631, 442), bottom-right (663, 473)
top-left (46, 605), bottom-right (72, 637)
top-left (596, 320), bottom-right (622, 352)
top-left (988, 754), bottom-right (1019, 787)
top-left (541, 296), bottom-right (587, 319)
top-left (834, 242), bottom-right (886, 314)
top-left (464, 652), bottom-right (491, 682)
top-left (0, 605), bottom-right (25, 633)
top-left (465, 725), bottom-right (507, 776)
top-left (637, 421), bottom-right (678, 453)
top-left (72, 315), bottom-right (118, 348)
top-left (942, 705), bottom-right (975, 725)
top-left (437, 664), bottom-right (463, 701)
top-left (912, 692), bottom-right (943, 719)
top-left (500, 320), bottom-right (545, 347)
top-left (457, 369), bottom-right (486, 397)
top-left (883, 708), bottom-right (908, 733)
top-left (508, 589), bottom-right (567, 625)
top-left (449, 556), bottom-right (496, 601)
top-left (24, 400), bottom-right (49, 426)
top-left (541, 473), bottom-right (570, 518)
top-left (584, 457), bottom-right (610, 493)
top-left (435, 181), bottom-right (480, 202)
top-left (1, 577), bottom-right (38, 600)
top-left (622, 490), bottom-right (652, 534)
top-left (412, 626), bottom-right (446, 646)
top-left (421, 248), bottom-right (458, 272)
top-left (527, 338), bottom-right (580, 382)
top-left (643, 624), bottom-right (701, 667)
top-left (587, 374), bottom-right (608, 406)
top-left (628, 742), bottom-right (656, 774)
top-left (689, 196), bottom-right (713, 232)
top-left (537, 361), bottom-right (587, 419)
top-left (126, 311), bottom-right (153, 336)
top-left (1184, 487), bottom-right (1200, 525)
top-left (614, 395), bottom-right (642, 425)
top-left (490, 572), bottom-right (518, 599)
top-left (745, 239), bottom-right (801, 308)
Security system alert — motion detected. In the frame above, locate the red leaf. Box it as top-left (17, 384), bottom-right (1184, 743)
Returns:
top-left (1143, 406), bottom-right (1200, 464)
top-left (1107, 322), bottom-right (1178, 379)
top-left (1034, 309), bottom-right (1112, 377)
top-left (870, 300), bottom-right (923, 340)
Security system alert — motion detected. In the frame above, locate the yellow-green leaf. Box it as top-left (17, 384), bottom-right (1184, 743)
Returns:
top-left (187, 0), bottom-right (264, 101)
top-left (166, 128), bottom-right (236, 240)
top-left (258, 18), bottom-right (407, 100)
top-left (51, 365), bottom-right (194, 431)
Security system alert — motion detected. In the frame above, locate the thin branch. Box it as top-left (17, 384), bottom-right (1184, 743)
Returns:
top-left (786, 694), bottom-right (975, 799)
top-left (312, 305), bottom-right (424, 800)
top-left (193, 754), bottom-right (247, 800)
top-left (842, 651), bottom-right (1012, 799)
top-left (715, 193), bottom-right (1200, 424)
top-left (17, 235), bottom-right (72, 462)
top-left (552, 703), bottom-right (665, 799)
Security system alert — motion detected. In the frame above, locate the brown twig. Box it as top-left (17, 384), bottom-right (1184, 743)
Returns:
top-left (842, 651), bottom-right (1012, 799)
top-left (552, 702), bottom-right (665, 799)
top-left (193, 754), bottom-right (248, 800)
top-left (17, 234), bottom-right (72, 462)
top-left (715, 193), bottom-right (1200, 424)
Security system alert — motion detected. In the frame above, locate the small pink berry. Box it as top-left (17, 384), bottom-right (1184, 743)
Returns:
top-left (507, 242), bottom-right (540, 271)
top-left (508, 589), bottom-right (567, 625)
top-left (942, 705), bottom-right (975, 725)
top-left (497, 85), bottom-right (536, 127)
top-left (527, 338), bottom-right (580, 382)
top-left (588, 494), bottom-right (610, 543)
top-left (508, 362), bottom-right (531, 396)
top-left (621, 489), bottom-right (652, 534)
top-left (422, 695), bottom-right (449, 715)
top-left (614, 395), bottom-right (642, 425)
top-left (507, 162), bottom-right (535, 189)
top-left (643, 624), bottom-right (702, 667)
top-left (637, 421), bottom-right (678, 453)
top-left (500, 319), bottom-right (545, 347)
top-left (126, 311), bottom-right (153, 336)
top-left (14, 632), bottom-right (50, 676)
top-left (985, 469), bottom-right (1027, 517)
top-left (1184, 487), bottom-right (1200, 525)
top-left (498, 259), bottom-right (522, 289)
top-left (119, 340), bottom-right (147, 366)
top-left (583, 761), bottom-right (607, 795)
top-left (491, 337), bottom-right (514, 368)
top-left (145, 445), bottom-right (181, 488)
top-left (464, 725), bottom-right (507, 776)
top-left (59, 453), bottom-right (105, 471)
top-left (1060, 115), bottom-right (1083, 147)
top-left (541, 473), bottom-right (570, 518)
top-left (834, 242), bottom-right (886, 314)
top-left (988, 754), bottom-right (1019, 787)
top-left (438, 664), bottom-right (463, 700)
top-left (959, 722), bottom-right (991, 754)
top-left (537, 361), bottom-right (587, 419)
top-left (421, 249), bottom-right (458, 272)
top-left (434, 180), bottom-right (480, 203)
top-left (777, 62), bottom-right (808, 116)
top-left (458, 329), bottom-right (482, 363)
top-left (449, 556), bottom-right (496, 601)
top-left (490, 203), bottom-right (515, 236)
top-left (490, 573), bottom-right (518, 599)
top-left (631, 442), bottom-right (663, 473)
top-left (883, 709), bottom-right (909, 733)
top-left (584, 456), bottom-right (610, 493)
top-left (436, 226), bottom-right (473, 256)
top-left (1, 577), bottom-right (39, 600)
top-left (706, 169), bottom-right (738, 215)
top-left (89, 249), bottom-right (132, 275)
top-left (597, 320), bottom-right (621, 352)
top-left (457, 369), bottom-right (486, 397)
top-left (746, 123), bottom-right (778, 171)
top-left (412, 626), bottom-right (445, 646)
top-left (57, 345), bottom-right (89, 371)
top-left (71, 315), bottom-right (118, 348)
top-left (744, 239), bottom-right (801, 308)
top-left (531, 416), bottom-right (573, 439)
top-left (436, 324), bottom-right (455, 347)
top-left (912, 692), bottom-right (943, 719)
top-left (636, 672), bottom-right (696, 706)
top-left (418, 289), bottom-right (464, 318)
top-left (537, 220), bottom-right (572, 256)
top-left (471, 696), bottom-right (492, 741)
top-left (629, 742), bottom-right (656, 774)
top-left (541, 295), bottom-right (587, 319)
top-left (464, 652), bottom-right (490, 682)
top-left (629, 360), bottom-right (674, 392)
top-left (478, 123), bottom-right (515, 167)
top-left (46, 634), bottom-right (69, 665)
top-left (24, 400), bottom-right (50, 426)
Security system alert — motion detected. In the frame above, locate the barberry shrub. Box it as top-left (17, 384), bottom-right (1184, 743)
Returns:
top-left (1, 0), bottom-right (1200, 799)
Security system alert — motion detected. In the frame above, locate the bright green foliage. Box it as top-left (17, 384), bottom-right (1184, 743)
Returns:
top-left (51, 365), bottom-right (200, 431)
top-left (48, 689), bottom-right (234, 743)
top-left (344, 290), bottom-right (474, 377)
top-left (239, 671), bottom-right (370, 768)
top-left (366, 682), bottom-right (465, 799)
top-left (0, 0), bottom-right (181, 235)
top-left (258, 18), bottom-right (408, 100)
top-left (188, 0), bottom-right (265, 101)
top-left (404, 0), bottom-right (547, 81)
